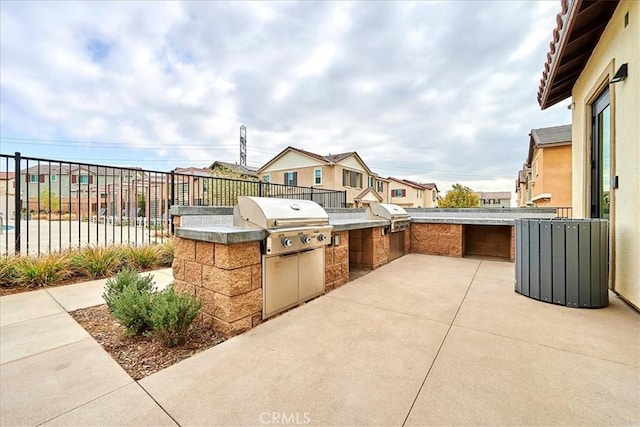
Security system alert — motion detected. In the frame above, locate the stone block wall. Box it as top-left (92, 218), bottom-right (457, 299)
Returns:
top-left (410, 223), bottom-right (463, 257)
top-left (325, 231), bottom-right (349, 292)
top-left (367, 227), bottom-right (389, 269)
top-left (172, 237), bottom-right (262, 338)
top-left (349, 227), bottom-right (389, 270)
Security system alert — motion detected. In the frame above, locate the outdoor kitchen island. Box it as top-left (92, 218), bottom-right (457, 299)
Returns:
top-left (170, 204), bottom-right (558, 338)
top-left (170, 201), bottom-right (389, 338)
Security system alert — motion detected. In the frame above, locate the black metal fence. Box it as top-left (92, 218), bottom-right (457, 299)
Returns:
top-left (0, 152), bottom-right (346, 256)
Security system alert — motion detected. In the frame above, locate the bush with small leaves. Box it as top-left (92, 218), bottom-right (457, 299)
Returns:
top-left (108, 282), bottom-right (155, 336)
top-left (103, 268), bottom-right (155, 311)
top-left (150, 286), bottom-right (203, 347)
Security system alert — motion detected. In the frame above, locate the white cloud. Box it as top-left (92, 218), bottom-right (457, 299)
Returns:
top-left (0, 1), bottom-right (569, 190)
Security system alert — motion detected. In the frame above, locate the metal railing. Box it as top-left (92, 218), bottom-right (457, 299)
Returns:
top-left (555, 207), bottom-right (573, 219)
top-left (0, 152), bottom-right (346, 256)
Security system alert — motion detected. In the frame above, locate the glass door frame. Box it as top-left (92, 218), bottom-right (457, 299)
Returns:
top-left (590, 87), bottom-right (611, 219)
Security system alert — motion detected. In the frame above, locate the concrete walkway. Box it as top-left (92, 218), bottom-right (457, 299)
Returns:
top-left (1, 256), bottom-right (638, 426)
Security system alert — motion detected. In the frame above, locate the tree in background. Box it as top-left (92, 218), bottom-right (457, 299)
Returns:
top-left (439, 184), bottom-right (480, 208)
top-left (39, 189), bottom-right (60, 213)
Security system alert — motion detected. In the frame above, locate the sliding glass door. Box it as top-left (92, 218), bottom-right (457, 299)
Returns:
top-left (591, 88), bottom-right (611, 219)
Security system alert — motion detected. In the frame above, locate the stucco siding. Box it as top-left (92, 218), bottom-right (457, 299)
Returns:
top-left (262, 151), bottom-right (324, 172)
top-left (571, 0), bottom-right (639, 307)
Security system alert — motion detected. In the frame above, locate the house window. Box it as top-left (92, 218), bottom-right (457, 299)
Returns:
top-left (263, 174), bottom-right (270, 183)
top-left (29, 175), bottom-right (39, 183)
top-left (284, 172), bottom-right (297, 186)
top-left (314, 168), bottom-right (322, 185)
top-left (79, 175), bottom-right (90, 184)
top-left (377, 180), bottom-right (384, 192)
top-left (50, 174), bottom-right (57, 182)
top-left (391, 189), bottom-right (406, 197)
top-left (342, 170), bottom-right (363, 188)
top-left (368, 176), bottom-right (374, 188)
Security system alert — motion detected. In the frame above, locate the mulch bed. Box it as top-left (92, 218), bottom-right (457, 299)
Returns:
top-left (70, 305), bottom-right (226, 380)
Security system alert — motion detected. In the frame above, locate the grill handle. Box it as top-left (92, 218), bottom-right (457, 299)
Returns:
top-left (273, 219), bottom-right (329, 227)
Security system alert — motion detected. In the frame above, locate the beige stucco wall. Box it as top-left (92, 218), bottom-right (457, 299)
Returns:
top-left (421, 188), bottom-right (439, 208)
top-left (571, 0), bottom-right (639, 308)
top-left (388, 180), bottom-right (423, 207)
top-left (531, 144), bottom-right (572, 208)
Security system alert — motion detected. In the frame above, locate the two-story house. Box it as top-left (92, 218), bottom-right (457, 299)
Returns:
top-left (387, 178), bottom-right (428, 208)
top-left (515, 164), bottom-right (532, 207)
top-left (257, 147), bottom-right (387, 207)
top-left (419, 182), bottom-right (440, 208)
top-left (521, 125), bottom-right (572, 208)
top-left (474, 191), bottom-right (512, 208)
top-left (537, 0), bottom-right (638, 308)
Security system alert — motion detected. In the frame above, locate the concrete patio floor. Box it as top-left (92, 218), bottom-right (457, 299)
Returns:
top-left (1, 255), bottom-right (638, 426)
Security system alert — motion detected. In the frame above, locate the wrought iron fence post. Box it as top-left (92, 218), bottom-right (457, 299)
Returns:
top-left (170, 171), bottom-right (175, 234)
top-left (259, 181), bottom-right (263, 197)
top-left (14, 152), bottom-right (21, 254)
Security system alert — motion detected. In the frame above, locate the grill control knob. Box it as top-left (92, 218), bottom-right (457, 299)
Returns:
top-left (301, 235), bottom-right (312, 244)
top-left (281, 237), bottom-right (293, 247)
top-left (317, 234), bottom-right (326, 242)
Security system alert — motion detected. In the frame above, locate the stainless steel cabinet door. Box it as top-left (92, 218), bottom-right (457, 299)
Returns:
top-left (298, 248), bottom-right (325, 301)
top-left (263, 253), bottom-right (299, 318)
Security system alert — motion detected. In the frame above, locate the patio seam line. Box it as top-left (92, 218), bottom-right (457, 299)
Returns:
top-left (0, 308), bottom-right (71, 329)
top-left (323, 294), bottom-right (453, 327)
top-left (0, 336), bottom-right (94, 367)
top-left (45, 287), bottom-right (96, 312)
top-left (136, 382), bottom-right (181, 426)
top-left (401, 259), bottom-right (482, 427)
top-left (34, 381), bottom-right (135, 427)
top-left (449, 323), bottom-right (640, 369)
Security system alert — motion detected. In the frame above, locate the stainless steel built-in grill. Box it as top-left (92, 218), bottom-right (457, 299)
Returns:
top-left (366, 203), bottom-right (411, 261)
top-left (234, 197), bottom-right (334, 318)
top-left (366, 203), bottom-right (411, 232)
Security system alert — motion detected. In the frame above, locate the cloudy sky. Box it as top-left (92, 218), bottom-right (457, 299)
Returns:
top-left (0, 1), bottom-right (570, 194)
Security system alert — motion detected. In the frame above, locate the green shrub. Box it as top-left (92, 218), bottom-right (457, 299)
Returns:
top-left (124, 245), bottom-right (162, 270)
top-left (158, 240), bottom-right (174, 267)
top-left (72, 246), bottom-right (123, 278)
top-left (108, 282), bottom-right (155, 336)
top-left (103, 268), bottom-right (156, 311)
top-left (0, 256), bottom-right (20, 286)
top-left (150, 286), bottom-right (203, 346)
top-left (13, 253), bottom-right (71, 287)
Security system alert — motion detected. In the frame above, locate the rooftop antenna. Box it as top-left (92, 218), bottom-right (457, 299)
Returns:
top-left (240, 125), bottom-right (247, 167)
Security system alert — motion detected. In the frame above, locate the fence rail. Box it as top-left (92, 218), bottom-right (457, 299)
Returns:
top-left (1, 152), bottom-right (346, 256)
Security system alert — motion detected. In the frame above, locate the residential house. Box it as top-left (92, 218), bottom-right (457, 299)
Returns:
top-left (209, 161), bottom-right (258, 180)
top-left (419, 182), bottom-right (440, 208)
top-left (518, 125), bottom-right (572, 208)
top-left (538, 0), bottom-right (638, 308)
top-left (474, 192), bottom-right (512, 208)
top-left (515, 165), bottom-right (532, 207)
top-left (257, 147), bottom-right (387, 207)
top-left (387, 178), bottom-right (427, 208)
top-left (0, 172), bottom-right (16, 219)
top-left (19, 164), bottom-right (147, 219)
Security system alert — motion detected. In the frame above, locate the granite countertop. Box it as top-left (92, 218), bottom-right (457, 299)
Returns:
top-left (410, 217), bottom-right (517, 225)
top-left (175, 218), bottom-right (391, 244)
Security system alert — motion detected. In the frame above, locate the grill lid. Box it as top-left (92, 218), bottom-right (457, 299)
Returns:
top-left (366, 203), bottom-right (410, 221)
top-left (233, 196), bottom-right (330, 229)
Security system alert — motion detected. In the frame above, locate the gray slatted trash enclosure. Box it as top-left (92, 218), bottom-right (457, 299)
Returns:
top-left (515, 218), bottom-right (609, 308)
